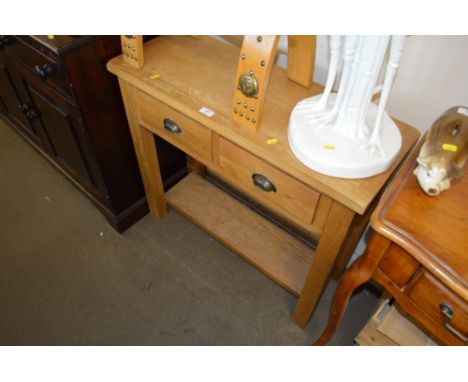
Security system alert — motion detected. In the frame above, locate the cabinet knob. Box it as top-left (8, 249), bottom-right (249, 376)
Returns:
top-left (19, 103), bottom-right (39, 120)
top-left (25, 108), bottom-right (39, 120)
top-left (35, 63), bottom-right (57, 80)
top-left (19, 103), bottom-right (29, 112)
top-left (163, 118), bottom-right (182, 134)
top-left (252, 173), bottom-right (276, 192)
top-left (0, 35), bottom-right (12, 50)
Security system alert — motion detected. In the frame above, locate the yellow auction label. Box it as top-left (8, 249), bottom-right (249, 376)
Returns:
top-left (323, 144), bottom-right (336, 150)
top-left (442, 143), bottom-right (457, 152)
top-left (47, 35), bottom-right (54, 40)
top-left (267, 138), bottom-right (278, 145)
top-left (149, 74), bottom-right (160, 79)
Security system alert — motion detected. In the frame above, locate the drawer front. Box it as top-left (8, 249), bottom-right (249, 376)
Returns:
top-left (378, 243), bottom-right (419, 288)
top-left (219, 138), bottom-right (319, 224)
top-left (136, 92), bottom-right (212, 164)
top-left (6, 38), bottom-right (72, 98)
top-left (407, 272), bottom-right (468, 340)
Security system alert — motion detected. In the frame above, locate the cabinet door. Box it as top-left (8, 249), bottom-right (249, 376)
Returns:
top-left (10, 64), bottom-right (97, 188)
top-left (0, 59), bottom-right (36, 137)
top-left (29, 87), bottom-right (94, 184)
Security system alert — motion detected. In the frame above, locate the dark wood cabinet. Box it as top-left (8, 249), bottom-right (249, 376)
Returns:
top-left (0, 59), bottom-right (32, 133)
top-left (0, 35), bottom-right (186, 231)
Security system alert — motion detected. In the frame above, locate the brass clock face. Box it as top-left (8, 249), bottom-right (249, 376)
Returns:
top-left (238, 71), bottom-right (259, 98)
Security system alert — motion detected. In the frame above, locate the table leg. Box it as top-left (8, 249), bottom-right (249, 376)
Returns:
top-left (119, 79), bottom-right (166, 219)
top-left (292, 201), bottom-right (354, 328)
top-left (314, 233), bottom-right (390, 345)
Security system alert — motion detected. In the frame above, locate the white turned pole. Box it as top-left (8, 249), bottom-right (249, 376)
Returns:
top-left (369, 36), bottom-right (406, 148)
top-left (288, 35), bottom-right (405, 179)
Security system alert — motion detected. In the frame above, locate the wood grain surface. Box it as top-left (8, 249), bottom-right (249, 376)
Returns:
top-left (136, 89), bottom-right (213, 164)
top-left (166, 173), bottom-right (315, 295)
top-left (218, 137), bottom-right (320, 225)
top-left (107, 36), bottom-right (420, 215)
top-left (231, 35), bottom-right (279, 130)
top-left (372, 137), bottom-right (468, 301)
top-left (287, 36), bottom-right (316, 88)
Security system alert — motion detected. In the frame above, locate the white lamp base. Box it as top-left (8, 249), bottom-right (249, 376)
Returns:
top-left (288, 94), bottom-right (402, 179)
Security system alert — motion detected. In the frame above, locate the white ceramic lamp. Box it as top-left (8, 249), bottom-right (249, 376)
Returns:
top-left (288, 35), bottom-right (406, 179)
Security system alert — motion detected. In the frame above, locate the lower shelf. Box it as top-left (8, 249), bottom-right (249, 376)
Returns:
top-left (166, 172), bottom-right (315, 295)
top-left (355, 298), bottom-right (438, 346)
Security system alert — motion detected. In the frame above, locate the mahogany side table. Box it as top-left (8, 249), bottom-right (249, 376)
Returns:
top-left (315, 138), bottom-right (468, 345)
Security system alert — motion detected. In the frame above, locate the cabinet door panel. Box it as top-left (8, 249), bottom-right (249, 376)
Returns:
top-left (0, 61), bottom-right (36, 136)
top-left (9, 60), bottom-right (109, 198)
top-left (27, 86), bottom-right (92, 184)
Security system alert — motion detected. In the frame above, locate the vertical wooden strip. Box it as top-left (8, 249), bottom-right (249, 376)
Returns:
top-left (119, 79), bottom-right (166, 219)
top-left (121, 35), bottom-right (144, 68)
top-left (293, 200), bottom-right (355, 328)
top-left (212, 132), bottom-right (221, 167)
top-left (287, 35), bottom-right (316, 88)
top-left (232, 35), bottom-right (279, 130)
top-left (331, 195), bottom-right (381, 279)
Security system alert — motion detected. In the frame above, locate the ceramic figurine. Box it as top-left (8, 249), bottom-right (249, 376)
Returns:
top-left (414, 106), bottom-right (468, 196)
top-left (288, 35), bottom-right (406, 179)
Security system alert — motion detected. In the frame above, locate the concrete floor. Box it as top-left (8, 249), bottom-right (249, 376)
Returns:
top-left (0, 120), bottom-right (380, 345)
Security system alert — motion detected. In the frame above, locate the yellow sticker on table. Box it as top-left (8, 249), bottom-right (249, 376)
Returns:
top-left (267, 138), bottom-right (278, 145)
top-left (442, 143), bottom-right (457, 152)
top-left (47, 35), bottom-right (54, 40)
top-left (149, 74), bottom-right (160, 79)
top-left (323, 144), bottom-right (336, 150)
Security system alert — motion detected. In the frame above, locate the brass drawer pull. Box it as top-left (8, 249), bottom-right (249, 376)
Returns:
top-left (439, 303), bottom-right (468, 343)
top-left (252, 173), bottom-right (276, 192)
top-left (163, 118), bottom-right (182, 134)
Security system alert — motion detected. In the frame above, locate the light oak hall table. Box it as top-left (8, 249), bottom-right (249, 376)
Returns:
top-left (107, 36), bottom-right (420, 328)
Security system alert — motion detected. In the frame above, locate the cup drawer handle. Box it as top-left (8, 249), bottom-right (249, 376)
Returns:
top-left (252, 173), bottom-right (276, 193)
top-left (440, 303), bottom-right (468, 343)
top-left (163, 118), bottom-right (182, 134)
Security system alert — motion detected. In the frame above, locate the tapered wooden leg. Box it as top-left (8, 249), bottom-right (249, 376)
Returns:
top-left (134, 126), bottom-right (167, 218)
top-left (293, 201), bottom-right (354, 328)
top-left (314, 233), bottom-right (390, 345)
top-left (331, 197), bottom-right (377, 280)
top-left (118, 79), bottom-right (166, 219)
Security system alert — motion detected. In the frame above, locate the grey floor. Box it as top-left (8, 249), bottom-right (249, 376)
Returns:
top-left (0, 120), bottom-right (380, 345)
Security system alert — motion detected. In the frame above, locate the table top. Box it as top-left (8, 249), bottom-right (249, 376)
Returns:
top-left (29, 35), bottom-right (98, 54)
top-left (371, 138), bottom-right (468, 300)
top-left (107, 35), bottom-right (420, 215)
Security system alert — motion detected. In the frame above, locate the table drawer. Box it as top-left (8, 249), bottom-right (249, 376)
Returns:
top-left (378, 243), bottom-right (419, 288)
top-left (219, 138), bottom-right (319, 224)
top-left (407, 272), bottom-right (468, 341)
top-left (6, 37), bottom-right (72, 98)
top-left (136, 92), bottom-right (212, 164)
